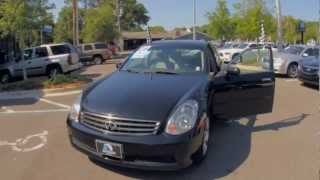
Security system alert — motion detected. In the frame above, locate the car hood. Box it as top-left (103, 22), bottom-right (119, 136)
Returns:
top-left (301, 58), bottom-right (320, 68)
top-left (82, 71), bottom-right (208, 122)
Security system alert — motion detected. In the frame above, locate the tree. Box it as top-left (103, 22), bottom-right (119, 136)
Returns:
top-left (53, 7), bottom-right (73, 43)
top-left (81, 2), bottom-right (118, 43)
top-left (282, 16), bottom-right (298, 43)
top-left (232, 0), bottom-right (276, 41)
top-left (149, 26), bottom-right (166, 33)
top-left (0, 0), bottom-right (54, 48)
top-left (207, 0), bottom-right (234, 40)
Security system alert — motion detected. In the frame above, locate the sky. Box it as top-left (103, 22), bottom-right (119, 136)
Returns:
top-left (50, 0), bottom-right (319, 30)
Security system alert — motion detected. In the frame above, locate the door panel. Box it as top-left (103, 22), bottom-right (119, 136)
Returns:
top-left (212, 48), bottom-right (275, 120)
top-left (30, 47), bottom-right (49, 75)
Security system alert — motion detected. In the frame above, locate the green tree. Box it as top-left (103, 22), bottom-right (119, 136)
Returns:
top-left (81, 2), bottom-right (118, 43)
top-left (53, 7), bottom-right (73, 43)
top-left (0, 0), bottom-right (54, 47)
top-left (233, 0), bottom-right (276, 41)
top-left (282, 16), bottom-right (298, 43)
top-left (149, 26), bottom-right (166, 33)
top-left (207, 0), bottom-right (234, 40)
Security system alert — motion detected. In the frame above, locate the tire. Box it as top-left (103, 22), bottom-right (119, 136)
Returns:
top-left (47, 66), bottom-right (62, 79)
top-left (93, 56), bottom-right (103, 65)
top-left (0, 72), bottom-right (11, 84)
top-left (287, 63), bottom-right (298, 78)
top-left (192, 116), bottom-right (210, 164)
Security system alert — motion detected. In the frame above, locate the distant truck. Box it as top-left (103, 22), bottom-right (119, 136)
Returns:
top-left (0, 43), bottom-right (81, 84)
top-left (78, 43), bottom-right (112, 65)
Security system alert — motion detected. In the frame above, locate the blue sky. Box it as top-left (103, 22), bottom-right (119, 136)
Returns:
top-left (51, 0), bottom-right (319, 30)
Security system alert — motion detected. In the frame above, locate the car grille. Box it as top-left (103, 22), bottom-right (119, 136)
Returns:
top-left (80, 112), bottom-right (161, 135)
top-left (302, 66), bottom-right (318, 74)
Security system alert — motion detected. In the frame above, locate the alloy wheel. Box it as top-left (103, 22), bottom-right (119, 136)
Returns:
top-left (288, 64), bottom-right (298, 78)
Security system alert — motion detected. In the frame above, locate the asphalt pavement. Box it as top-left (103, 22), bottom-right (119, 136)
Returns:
top-left (0, 63), bottom-right (319, 180)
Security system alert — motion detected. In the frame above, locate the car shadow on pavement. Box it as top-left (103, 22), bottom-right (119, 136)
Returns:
top-left (301, 83), bottom-right (319, 91)
top-left (90, 114), bottom-right (308, 180)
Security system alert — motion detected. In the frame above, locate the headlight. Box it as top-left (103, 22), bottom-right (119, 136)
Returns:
top-left (69, 94), bottom-right (82, 122)
top-left (165, 100), bottom-right (199, 135)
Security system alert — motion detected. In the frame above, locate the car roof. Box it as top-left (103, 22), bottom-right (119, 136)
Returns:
top-left (151, 40), bottom-right (209, 48)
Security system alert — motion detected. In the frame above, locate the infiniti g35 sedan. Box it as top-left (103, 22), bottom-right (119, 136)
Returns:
top-left (67, 40), bottom-right (275, 170)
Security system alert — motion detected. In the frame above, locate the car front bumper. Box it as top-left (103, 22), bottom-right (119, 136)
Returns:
top-left (67, 117), bottom-right (204, 171)
top-left (298, 70), bottom-right (319, 86)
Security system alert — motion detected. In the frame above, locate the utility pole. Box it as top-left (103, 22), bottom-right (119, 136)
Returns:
top-left (72, 0), bottom-right (79, 46)
top-left (193, 0), bottom-right (196, 40)
top-left (275, 0), bottom-right (283, 51)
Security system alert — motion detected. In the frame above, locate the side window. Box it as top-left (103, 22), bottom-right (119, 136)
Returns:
top-left (313, 48), bottom-right (319, 57)
top-left (94, 43), bottom-right (107, 49)
top-left (50, 45), bottom-right (71, 55)
top-left (84, 45), bottom-right (93, 51)
top-left (249, 44), bottom-right (257, 49)
top-left (35, 47), bottom-right (48, 58)
top-left (303, 48), bottom-right (313, 56)
top-left (231, 49), bottom-right (272, 74)
top-left (24, 49), bottom-right (33, 61)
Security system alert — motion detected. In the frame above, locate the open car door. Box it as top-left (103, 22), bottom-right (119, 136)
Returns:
top-left (212, 48), bottom-right (275, 120)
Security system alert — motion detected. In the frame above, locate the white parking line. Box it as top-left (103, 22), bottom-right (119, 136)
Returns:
top-left (285, 79), bottom-right (298, 82)
top-left (39, 98), bottom-right (71, 109)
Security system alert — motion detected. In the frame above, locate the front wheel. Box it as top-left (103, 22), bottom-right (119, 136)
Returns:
top-left (287, 63), bottom-right (298, 78)
top-left (93, 56), bottom-right (103, 65)
top-left (192, 116), bottom-right (210, 164)
top-left (47, 66), bottom-right (62, 79)
top-left (0, 72), bottom-right (11, 84)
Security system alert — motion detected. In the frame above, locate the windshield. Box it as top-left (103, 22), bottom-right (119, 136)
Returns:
top-left (238, 44), bottom-right (248, 49)
top-left (122, 45), bottom-right (206, 74)
top-left (284, 46), bottom-right (304, 55)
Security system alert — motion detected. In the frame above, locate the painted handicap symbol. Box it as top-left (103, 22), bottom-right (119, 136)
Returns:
top-left (0, 131), bottom-right (48, 152)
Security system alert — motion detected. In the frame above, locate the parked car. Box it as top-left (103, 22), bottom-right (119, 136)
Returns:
top-left (67, 40), bottom-right (275, 170)
top-left (273, 45), bottom-right (318, 78)
top-left (0, 43), bottom-right (81, 84)
top-left (298, 56), bottom-right (319, 86)
top-left (219, 43), bottom-right (258, 63)
top-left (78, 43), bottom-right (112, 65)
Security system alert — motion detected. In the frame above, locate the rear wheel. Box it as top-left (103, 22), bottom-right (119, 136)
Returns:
top-left (287, 63), bottom-right (298, 78)
top-left (192, 116), bottom-right (210, 164)
top-left (0, 72), bottom-right (11, 84)
top-left (47, 66), bottom-right (62, 79)
top-left (93, 56), bottom-right (103, 65)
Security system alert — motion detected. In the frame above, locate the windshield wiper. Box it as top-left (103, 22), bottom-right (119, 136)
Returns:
top-left (144, 70), bottom-right (179, 75)
top-left (122, 69), bottom-right (140, 73)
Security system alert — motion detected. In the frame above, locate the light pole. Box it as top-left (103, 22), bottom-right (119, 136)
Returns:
top-left (275, 0), bottom-right (283, 51)
top-left (193, 0), bottom-right (196, 40)
top-left (72, 0), bottom-right (79, 46)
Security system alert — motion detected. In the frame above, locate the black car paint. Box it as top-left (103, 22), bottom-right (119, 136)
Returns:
top-left (298, 58), bottom-right (319, 86)
top-left (67, 40), bottom-right (275, 170)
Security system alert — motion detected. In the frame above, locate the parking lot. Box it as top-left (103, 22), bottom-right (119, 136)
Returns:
top-left (0, 62), bottom-right (319, 180)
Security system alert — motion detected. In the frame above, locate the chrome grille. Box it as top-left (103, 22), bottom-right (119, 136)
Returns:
top-left (302, 66), bottom-right (318, 74)
top-left (81, 112), bottom-right (160, 135)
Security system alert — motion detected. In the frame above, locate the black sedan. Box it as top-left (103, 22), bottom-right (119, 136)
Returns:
top-left (298, 57), bottom-right (319, 86)
top-left (67, 40), bottom-right (275, 170)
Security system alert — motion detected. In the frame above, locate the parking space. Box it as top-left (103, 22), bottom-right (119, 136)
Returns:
top-left (0, 63), bottom-right (319, 179)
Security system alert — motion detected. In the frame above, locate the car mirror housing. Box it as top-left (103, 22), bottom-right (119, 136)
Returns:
top-left (226, 65), bottom-right (240, 77)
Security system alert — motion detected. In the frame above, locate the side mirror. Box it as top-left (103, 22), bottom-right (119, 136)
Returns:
top-left (231, 54), bottom-right (241, 64)
top-left (226, 65), bottom-right (240, 76)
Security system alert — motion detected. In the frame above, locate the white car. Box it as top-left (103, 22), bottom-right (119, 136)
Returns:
top-left (219, 43), bottom-right (258, 63)
top-left (0, 43), bottom-right (82, 84)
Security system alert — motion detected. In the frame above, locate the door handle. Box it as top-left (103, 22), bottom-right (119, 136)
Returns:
top-left (261, 78), bottom-right (272, 83)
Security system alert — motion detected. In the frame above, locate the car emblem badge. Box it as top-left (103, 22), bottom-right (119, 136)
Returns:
top-left (105, 119), bottom-right (117, 131)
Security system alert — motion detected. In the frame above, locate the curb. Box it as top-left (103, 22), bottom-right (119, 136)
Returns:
top-left (0, 87), bottom-right (83, 100)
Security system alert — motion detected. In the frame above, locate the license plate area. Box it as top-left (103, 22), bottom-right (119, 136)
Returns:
top-left (95, 140), bottom-right (123, 159)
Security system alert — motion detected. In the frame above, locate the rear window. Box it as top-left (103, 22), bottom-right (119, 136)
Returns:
top-left (94, 43), bottom-right (107, 49)
top-left (50, 45), bottom-right (71, 55)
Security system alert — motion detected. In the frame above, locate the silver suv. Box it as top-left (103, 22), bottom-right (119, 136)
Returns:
top-left (78, 43), bottom-right (112, 65)
top-left (0, 43), bottom-right (81, 84)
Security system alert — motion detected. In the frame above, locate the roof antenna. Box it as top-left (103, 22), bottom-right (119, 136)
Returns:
top-left (146, 26), bottom-right (152, 44)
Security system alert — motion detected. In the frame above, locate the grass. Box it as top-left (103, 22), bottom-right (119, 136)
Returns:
top-left (0, 74), bottom-right (92, 92)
